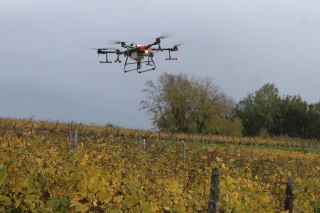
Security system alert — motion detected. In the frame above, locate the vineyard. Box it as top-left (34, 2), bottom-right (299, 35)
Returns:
top-left (0, 118), bottom-right (320, 212)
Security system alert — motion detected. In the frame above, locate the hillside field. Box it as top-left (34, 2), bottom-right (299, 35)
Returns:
top-left (0, 118), bottom-right (319, 212)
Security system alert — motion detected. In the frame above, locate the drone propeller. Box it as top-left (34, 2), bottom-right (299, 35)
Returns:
top-left (88, 47), bottom-right (117, 50)
top-left (156, 33), bottom-right (171, 39)
top-left (173, 42), bottom-right (186, 47)
top-left (111, 41), bottom-right (123, 44)
top-left (110, 40), bottom-right (131, 45)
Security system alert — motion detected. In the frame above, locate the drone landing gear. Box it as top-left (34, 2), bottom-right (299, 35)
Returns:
top-left (123, 56), bottom-right (156, 73)
top-left (165, 50), bottom-right (177, 61)
top-left (100, 53), bottom-right (112, 63)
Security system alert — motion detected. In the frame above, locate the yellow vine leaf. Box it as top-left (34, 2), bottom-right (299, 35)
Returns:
top-left (113, 195), bottom-right (123, 204)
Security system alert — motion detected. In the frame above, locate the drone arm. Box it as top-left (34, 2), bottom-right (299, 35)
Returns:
top-left (98, 50), bottom-right (117, 54)
top-left (151, 47), bottom-right (178, 60)
top-left (145, 42), bottom-right (158, 50)
top-left (144, 37), bottom-right (164, 50)
top-left (151, 46), bottom-right (178, 52)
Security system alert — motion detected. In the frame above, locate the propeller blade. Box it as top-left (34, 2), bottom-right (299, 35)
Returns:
top-left (111, 41), bottom-right (122, 44)
top-left (88, 47), bottom-right (117, 50)
top-left (173, 42), bottom-right (186, 47)
top-left (109, 40), bottom-right (130, 45)
top-left (157, 33), bottom-right (171, 39)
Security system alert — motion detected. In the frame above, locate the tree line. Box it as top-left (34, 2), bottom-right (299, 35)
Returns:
top-left (236, 82), bottom-right (320, 139)
top-left (140, 72), bottom-right (320, 140)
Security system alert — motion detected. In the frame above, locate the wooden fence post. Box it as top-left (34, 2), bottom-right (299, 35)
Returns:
top-left (73, 130), bottom-right (78, 153)
top-left (25, 132), bottom-right (29, 150)
top-left (182, 143), bottom-right (186, 163)
top-left (284, 177), bottom-right (294, 213)
top-left (139, 137), bottom-right (144, 149)
top-left (208, 168), bottom-right (220, 213)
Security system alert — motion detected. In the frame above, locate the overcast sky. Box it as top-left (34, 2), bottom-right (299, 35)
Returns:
top-left (1, 0), bottom-right (320, 129)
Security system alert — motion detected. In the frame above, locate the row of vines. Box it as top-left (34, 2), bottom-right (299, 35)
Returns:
top-left (0, 118), bottom-right (319, 212)
top-left (1, 118), bottom-right (319, 149)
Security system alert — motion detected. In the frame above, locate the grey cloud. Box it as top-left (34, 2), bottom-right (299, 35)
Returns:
top-left (1, 0), bottom-right (320, 129)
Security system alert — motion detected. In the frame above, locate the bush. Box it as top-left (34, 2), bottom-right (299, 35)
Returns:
top-left (258, 128), bottom-right (269, 138)
top-left (221, 117), bottom-right (243, 137)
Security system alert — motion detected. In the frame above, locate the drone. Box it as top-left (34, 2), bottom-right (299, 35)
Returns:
top-left (90, 35), bottom-right (184, 73)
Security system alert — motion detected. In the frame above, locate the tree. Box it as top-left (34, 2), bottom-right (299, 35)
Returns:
top-left (140, 72), bottom-right (192, 132)
top-left (279, 95), bottom-right (308, 138)
top-left (140, 72), bottom-right (227, 133)
top-left (236, 83), bottom-right (281, 136)
top-left (235, 92), bottom-right (258, 136)
top-left (236, 83), bottom-right (320, 140)
top-left (303, 101), bottom-right (320, 139)
top-left (139, 78), bottom-right (169, 130)
top-left (188, 76), bottom-right (225, 133)
top-left (254, 83), bottom-right (282, 135)
top-left (165, 73), bottom-right (192, 131)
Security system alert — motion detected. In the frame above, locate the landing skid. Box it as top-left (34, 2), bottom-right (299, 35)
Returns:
top-left (123, 56), bottom-right (156, 73)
